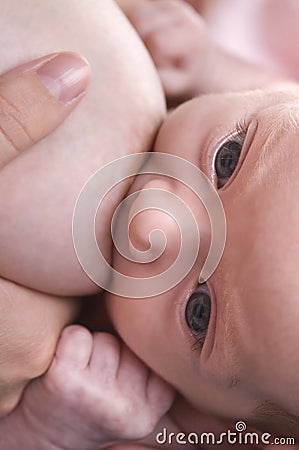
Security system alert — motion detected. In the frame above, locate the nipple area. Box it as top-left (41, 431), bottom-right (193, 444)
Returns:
top-left (128, 178), bottom-right (181, 267)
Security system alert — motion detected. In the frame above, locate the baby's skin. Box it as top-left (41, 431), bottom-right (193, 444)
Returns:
top-left (106, 0), bottom-right (299, 442)
top-left (0, 325), bottom-right (174, 450)
top-left (123, 0), bottom-right (299, 107)
top-left (108, 86), bottom-right (299, 440)
top-left (186, 0), bottom-right (299, 82)
top-left (121, 0), bottom-right (281, 108)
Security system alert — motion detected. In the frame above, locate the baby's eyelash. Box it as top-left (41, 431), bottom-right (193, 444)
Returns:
top-left (191, 332), bottom-right (205, 353)
top-left (228, 118), bottom-right (248, 144)
top-left (210, 118), bottom-right (248, 183)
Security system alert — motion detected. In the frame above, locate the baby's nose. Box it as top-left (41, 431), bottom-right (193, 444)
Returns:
top-left (128, 177), bottom-right (211, 278)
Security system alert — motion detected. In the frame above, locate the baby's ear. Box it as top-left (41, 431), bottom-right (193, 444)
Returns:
top-left (0, 52), bottom-right (90, 168)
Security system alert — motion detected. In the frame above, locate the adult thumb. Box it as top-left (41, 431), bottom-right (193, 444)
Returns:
top-left (0, 52), bottom-right (91, 168)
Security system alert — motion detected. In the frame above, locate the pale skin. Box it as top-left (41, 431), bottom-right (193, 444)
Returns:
top-left (0, 52), bottom-right (89, 418)
top-left (186, 0), bottom-right (299, 81)
top-left (0, 0), bottom-right (168, 434)
top-left (121, 0), bottom-right (299, 107)
top-left (1, 0), bottom-right (299, 449)
top-left (0, 0), bottom-right (165, 297)
top-left (0, 1), bottom-right (180, 449)
top-left (119, 0), bottom-right (283, 108)
top-left (0, 3), bottom-right (219, 449)
top-left (1, 326), bottom-right (174, 450)
top-left (106, 0), bottom-right (299, 445)
top-left (108, 87), bottom-right (299, 442)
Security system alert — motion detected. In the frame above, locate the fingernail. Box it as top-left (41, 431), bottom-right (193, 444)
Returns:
top-left (36, 53), bottom-right (90, 103)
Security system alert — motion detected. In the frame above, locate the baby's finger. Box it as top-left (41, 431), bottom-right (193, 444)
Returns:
top-left (0, 52), bottom-right (90, 168)
top-left (122, 0), bottom-right (173, 38)
top-left (53, 325), bottom-right (93, 370)
top-left (88, 332), bottom-right (122, 378)
top-left (146, 371), bottom-right (175, 417)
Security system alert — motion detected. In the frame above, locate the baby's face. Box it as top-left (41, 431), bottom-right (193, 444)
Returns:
top-left (107, 86), bottom-right (299, 436)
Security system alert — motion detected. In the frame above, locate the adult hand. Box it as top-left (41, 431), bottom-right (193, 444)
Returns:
top-left (0, 52), bottom-right (90, 167)
top-left (0, 52), bottom-right (90, 416)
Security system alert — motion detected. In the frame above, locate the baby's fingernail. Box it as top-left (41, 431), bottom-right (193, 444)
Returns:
top-left (36, 52), bottom-right (90, 103)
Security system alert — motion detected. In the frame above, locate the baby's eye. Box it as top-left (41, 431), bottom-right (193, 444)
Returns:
top-left (214, 123), bottom-right (247, 188)
top-left (185, 285), bottom-right (211, 345)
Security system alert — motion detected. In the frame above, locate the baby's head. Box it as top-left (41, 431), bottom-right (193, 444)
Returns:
top-left (106, 85), bottom-right (299, 436)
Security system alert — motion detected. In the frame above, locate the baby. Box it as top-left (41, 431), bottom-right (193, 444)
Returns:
top-left (1, 0), bottom-right (299, 448)
top-left (105, 0), bottom-right (299, 443)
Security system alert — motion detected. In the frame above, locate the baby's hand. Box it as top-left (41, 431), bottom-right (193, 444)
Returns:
top-left (123, 0), bottom-right (209, 107)
top-left (16, 325), bottom-right (175, 449)
top-left (123, 0), bottom-right (280, 104)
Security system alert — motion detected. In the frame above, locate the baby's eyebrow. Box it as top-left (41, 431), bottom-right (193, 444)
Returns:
top-left (250, 104), bottom-right (299, 179)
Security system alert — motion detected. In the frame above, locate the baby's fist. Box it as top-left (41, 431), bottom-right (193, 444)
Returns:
top-left (20, 325), bottom-right (175, 449)
top-left (123, 0), bottom-right (209, 106)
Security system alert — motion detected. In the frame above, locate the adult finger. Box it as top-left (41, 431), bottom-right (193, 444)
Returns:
top-left (0, 52), bottom-right (90, 168)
